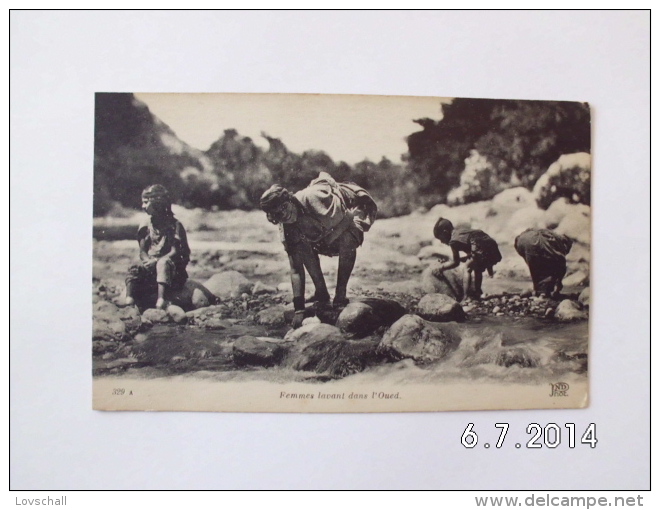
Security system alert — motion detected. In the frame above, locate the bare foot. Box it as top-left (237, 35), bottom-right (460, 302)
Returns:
top-left (155, 298), bottom-right (167, 309)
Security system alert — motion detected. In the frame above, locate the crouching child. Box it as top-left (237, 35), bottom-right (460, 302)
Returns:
top-left (432, 217), bottom-right (502, 299)
top-left (125, 185), bottom-right (190, 310)
top-left (514, 228), bottom-right (573, 298)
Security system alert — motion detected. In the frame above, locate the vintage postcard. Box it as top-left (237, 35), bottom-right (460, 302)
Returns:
top-left (92, 93), bottom-right (591, 412)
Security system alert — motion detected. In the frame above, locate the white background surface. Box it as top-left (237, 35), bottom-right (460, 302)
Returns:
top-left (10, 10), bottom-right (650, 490)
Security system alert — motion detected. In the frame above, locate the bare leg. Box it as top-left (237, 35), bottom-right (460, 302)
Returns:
top-left (474, 271), bottom-right (483, 297)
top-left (155, 283), bottom-right (167, 309)
top-left (335, 234), bottom-right (358, 306)
top-left (299, 244), bottom-right (330, 302)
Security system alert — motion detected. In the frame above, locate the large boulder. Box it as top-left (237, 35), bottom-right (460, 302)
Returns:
top-left (493, 207), bottom-right (546, 244)
top-left (533, 152), bottom-right (591, 210)
top-left (379, 314), bottom-right (462, 363)
top-left (420, 266), bottom-right (465, 301)
top-left (283, 324), bottom-right (382, 378)
top-left (555, 208), bottom-right (591, 244)
top-left (232, 336), bottom-right (285, 367)
top-left (169, 279), bottom-right (216, 311)
top-left (544, 198), bottom-right (590, 229)
top-left (336, 298), bottom-right (407, 339)
top-left (416, 294), bottom-right (466, 322)
top-left (554, 299), bottom-right (588, 321)
top-left (204, 271), bottom-right (252, 300)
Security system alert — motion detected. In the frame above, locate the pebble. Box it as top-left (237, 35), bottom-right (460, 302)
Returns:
top-left (492, 306), bottom-right (501, 314)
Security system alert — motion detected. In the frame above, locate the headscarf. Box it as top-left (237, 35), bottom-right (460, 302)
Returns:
top-left (433, 217), bottom-right (454, 243)
top-left (260, 185), bottom-right (292, 212)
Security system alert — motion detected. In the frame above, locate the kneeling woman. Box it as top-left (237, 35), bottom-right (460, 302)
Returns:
top-left (260, 172), bottom-right (377, 328)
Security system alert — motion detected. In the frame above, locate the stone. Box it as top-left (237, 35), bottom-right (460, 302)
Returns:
top-left (563, 270), bottom-right (589, 288)
top-left (379, 314), bottom-right (462, 363)
top-left (166, 305), bottom-right (187, 324)
top-left (232, 336), bottom-right (285, 367)
top-left (93, 301), bottom-right (127, 341)
top-left (169, 279), bottom-right (216, 311)
top-left (252, 281), bottom-right (277, 295)
top-left (420, 266), bottom-right (466, 302)
top-left (204, 271), bottom-right (252, 300)
top-left (283, 324), bottom-right (381, 378)
top-left (416, 294), bottom-right (466, 322)
top-left (555, 300), bottom-right (588, 321)
top-left (578, 287), bottom-right (590, 307)
top-left (555, 208), bottom-right (591, 244)
top-left (141, 308), bottom-right (170, 323)
top-left (496, 347), bottom-right (539, 368)
top-left (256, 305), bottom-right (288, 327)
top-left (336, 298), bottom-right (407, 339)
top-left (277, 282), bottom-right (291, 293)
top-left (492, 306), bottom-right (501, 314)
top-left (302, 316), bottom-right (322, 326)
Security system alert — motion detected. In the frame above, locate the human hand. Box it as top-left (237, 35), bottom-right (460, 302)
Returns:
top-left (143, 258), bottom-right (157, 270)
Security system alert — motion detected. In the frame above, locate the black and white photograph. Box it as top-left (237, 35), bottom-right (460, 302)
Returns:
top-left (92, 93), bottom-right (591, 412)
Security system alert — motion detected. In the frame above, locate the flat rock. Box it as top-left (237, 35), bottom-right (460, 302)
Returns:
top-left (379, 314), bottom-right (461, 363)
top-left (336, 298), bottom-right (407, 339)
top-left (204, 271), bottom-right (252, 300)
top-left (232, 335), bottom-right (285, 367)
top-left (416, 294), bottom-right (465, 322)
top-left (555, 299), bottom-right (588, 321)
top-left (420, 266), bottom-right (465, 301)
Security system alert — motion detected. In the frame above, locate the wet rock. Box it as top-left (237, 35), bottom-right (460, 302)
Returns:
top-left (578, 287), bottom-right (590, 307)
top-left (285, 325), bottom-right (381, 378)
top-left (256, 305), bottom-right (288, 327)
top-left (283, 322), bottom-right (325, 343)
top-left (141, 308), bottom-right (170, 324)
top-left (563, 270), bottom-right (589, 287)
top-left (416, 294), bottom-right (465, 322)
top-left (130, 325), bottom-right (231, 365)
top-left (420, 267), bottom-right (465, 301)
top-left (232, 336), bottom-right (285, 367)
top-left (166, 305), bottom-right (187, 324)
top-left (336, 298), bottom-right (407, 339)
top-left (555, 300), bottom-right (588, 321)
top-left (496, 347), bottom-right (539, 368)
top-left (204, 271), bottom-right (252, 300)
top-left (169, 280), bottom-right (216, 311)
top-left (379, 314), bottom-right (462, 363)
top-left (252, 281), bottom-right (277, 295)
